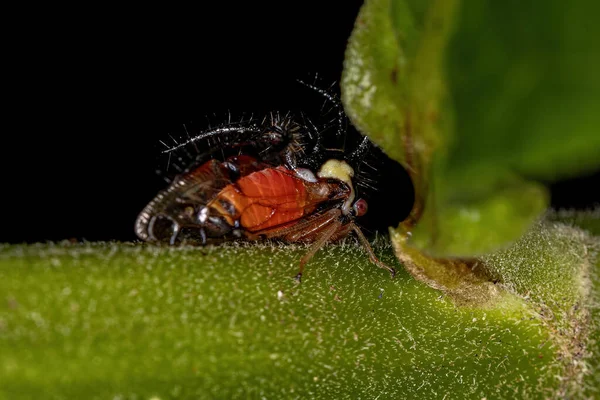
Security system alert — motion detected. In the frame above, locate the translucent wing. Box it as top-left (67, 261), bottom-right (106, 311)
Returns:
top-left (135, 155), bottom-right (269, 243)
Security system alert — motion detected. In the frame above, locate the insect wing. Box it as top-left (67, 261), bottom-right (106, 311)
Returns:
top-left (135, 155), bottom-right (269, 243)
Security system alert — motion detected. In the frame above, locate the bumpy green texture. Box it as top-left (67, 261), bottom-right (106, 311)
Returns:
top-left (588, 245), bottom-right (600, 399)
top-left (549, 209), bottom-right (600, 237)
top-left (0, 240), bottom-right (585, 399)
top-left (546, 209), bottom-right (600, 398)
top-left (342, 0), bottom-right (600, 257)
top-left (482, 219), bottom-right (599, 398)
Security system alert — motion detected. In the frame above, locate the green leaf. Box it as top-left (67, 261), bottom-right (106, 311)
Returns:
top-left (447, 1), bottom-right (600, 180)
top-left (342, 0), bottom-right (600, 257)
top-left (0, 240), bottom-right (593, 399)
top-left (408, 170), bottom-right (548, 256)
top-left (342, 0), bottom-right (455, 171)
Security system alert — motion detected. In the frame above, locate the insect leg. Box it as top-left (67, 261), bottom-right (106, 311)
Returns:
top-left (169, 222), bottom-right (181, 246)
top-left (296, 219), bottom-right (343, 282)
top-left (351, 224), bottom-right (396, 278)
top-left (199, 227), bottom-right (207, 245)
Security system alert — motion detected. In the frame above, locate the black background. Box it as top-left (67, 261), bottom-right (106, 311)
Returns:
top-left (3, 2), bottom-right (598, 244)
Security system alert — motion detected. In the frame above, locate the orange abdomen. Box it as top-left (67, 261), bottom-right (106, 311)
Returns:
top-left (209, 167), bottom-right (314, 232)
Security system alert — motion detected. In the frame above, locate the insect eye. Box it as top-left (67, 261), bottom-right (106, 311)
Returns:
top-left (353, 198), bottom-right (368, 217)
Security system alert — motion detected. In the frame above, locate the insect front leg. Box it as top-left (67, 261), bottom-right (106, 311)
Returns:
top-left (253, 209), bottom-right (344, 281)
top-left (351, 224), bottom-right (396, 278)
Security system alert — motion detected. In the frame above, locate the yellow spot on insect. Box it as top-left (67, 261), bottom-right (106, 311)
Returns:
top-left (318, 159), bottom-right (354, 186)
top-left (318, 159), bottom-right (356, 214)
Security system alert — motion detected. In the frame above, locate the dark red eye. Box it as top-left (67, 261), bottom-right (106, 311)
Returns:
top-left (353, 198), bottom-right (368, 217)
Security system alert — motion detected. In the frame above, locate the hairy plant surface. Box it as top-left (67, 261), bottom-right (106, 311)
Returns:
top-left (1, 223), bottom-right (597, 399)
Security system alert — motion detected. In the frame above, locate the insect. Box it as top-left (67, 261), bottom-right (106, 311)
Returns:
top-left (135, 81), bottom-right (398, 280)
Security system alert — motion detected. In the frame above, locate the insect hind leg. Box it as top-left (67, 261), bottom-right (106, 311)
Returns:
top-left (295, 219), bottom-right (343, 282)
top-left (146, 214), bottom-right (182, 244)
